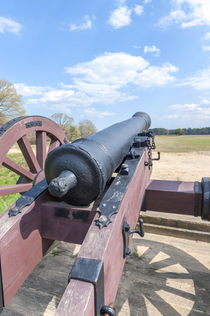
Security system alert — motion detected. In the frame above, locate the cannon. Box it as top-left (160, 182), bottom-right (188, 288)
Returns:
top-left (45, 112), bottom-right (151, 205)
top-left (0, 113), bottom-right (209, 315)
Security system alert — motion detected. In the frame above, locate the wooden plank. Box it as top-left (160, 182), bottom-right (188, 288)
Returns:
top-left (3, 157), bottom-right (35, 181)
top-left (18, 135), bottom-right (41, 173)
top-left (0, 191), bottom-right (50, 305)
top-left (0, 183), bottom-right (33, 196)
top-left (41, 202), bottom-right (96, 244)
top-left (145, 180), bottom-right (202, 216)
top-left (36, 131), bottom-right (47, 170)
top-left (55, 280), bottom-right (95, 316)
top-left (47, 138), bottom-right (60, 154)
top-left (57, 150), bottom-right (151, 314)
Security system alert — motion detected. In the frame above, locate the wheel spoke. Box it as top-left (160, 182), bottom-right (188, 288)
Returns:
top-left (0, 183), bottom-right (33, 196)
top-left (17, 135), bottom-right (41, 173)
top-left (47, 138), bottom-right (61, 154)
top-left (3, 157), bottom-right (35, 181)
top-left (36, 131), bottom-right (47, 169)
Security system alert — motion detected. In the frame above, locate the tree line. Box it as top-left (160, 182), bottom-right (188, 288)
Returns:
top-left (0, 79), bottom-right (97, 141)
top-left (151, 127), bottom-right (210, 136)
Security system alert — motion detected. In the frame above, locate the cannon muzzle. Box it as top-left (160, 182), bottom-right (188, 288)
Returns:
top-left (45, 112), bottom-right (151, 205)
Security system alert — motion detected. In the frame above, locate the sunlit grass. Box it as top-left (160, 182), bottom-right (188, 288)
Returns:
top-left (154, 135), bottom-right (210, 153)
top-left (0, 153), bottom-right (27, 214)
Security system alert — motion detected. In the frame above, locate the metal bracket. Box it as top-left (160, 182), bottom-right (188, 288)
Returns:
top-left (95, 148), bottom-right (144, 229)
top-left (69, 258), bottom-right (105, 316)
top-left (8, 179), bottom-right (48, 217)
top-left (194, 181), bottom-right (200, 217)
top-left (122, 218), bottom-right (144, 258)
top-left (201, 177), bottom-right (210, 220)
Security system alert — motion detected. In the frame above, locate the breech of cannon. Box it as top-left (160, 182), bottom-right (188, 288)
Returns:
top-left (44, 112), bottom-right (151, 205)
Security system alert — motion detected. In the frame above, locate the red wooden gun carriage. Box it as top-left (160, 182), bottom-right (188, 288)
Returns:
top-left (0, 112), bottom-right (209, 315)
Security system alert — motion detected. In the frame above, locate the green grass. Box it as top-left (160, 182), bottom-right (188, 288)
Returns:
top-left (154, 135), bottom-right (210, 153)
top-left (0, 153), bottom-right (28, 214)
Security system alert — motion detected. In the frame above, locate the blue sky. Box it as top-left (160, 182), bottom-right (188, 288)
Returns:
top-left (1, 0), bottom-right (210, 130)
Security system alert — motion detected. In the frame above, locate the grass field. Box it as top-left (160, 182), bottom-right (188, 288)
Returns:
top-left (155, 135), bottom-right (210, 152)
top-left (0, 135), bottom-right (210, 214)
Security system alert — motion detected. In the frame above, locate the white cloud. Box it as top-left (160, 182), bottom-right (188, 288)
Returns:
top-left (180, 66), bottom-right (210, 90)
top-left (16, 52), bottom-right (178, 112)
top-left (15, 83), bottom-right (49, 96)
top-left (135, 63), bottom-right (178, 87)
top-left (134, 5), bottom-right (144, 16)
top-left (144, 45), bottom-right (160, 56)
top-left (202, 45), bottom-right (210, 51)
top-left (167, 102), bottom-right (210, 120)
top-left (108, 6), bottom-right (132, 29)
top-left (169, 103), bottom-right (199, 110)
top-left (202, 99), bottom-right (210, 105)
top-left (0, 17), bottom-right (22, 34)
top-left (69, 15), bottom-right (93, 31)
top-left (158, 0), bottom-right (210, 28)
top-left (66, 52), bottom-right (178, 89)
top-left (84, 108), bottom-right (115, 118)
top-left (143, 0), bottom-right (152, 3)
top-left (204, 32), bottom-right (210, 40)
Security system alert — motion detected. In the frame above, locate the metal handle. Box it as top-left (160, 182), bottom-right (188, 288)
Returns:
top-left (152, 152), bottom-right (160, 161)
top-left (130, 218), bottom-right (144, 237)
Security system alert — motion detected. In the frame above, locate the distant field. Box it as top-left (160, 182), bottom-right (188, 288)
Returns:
top-left (154, 135), bottom-right (210, 152)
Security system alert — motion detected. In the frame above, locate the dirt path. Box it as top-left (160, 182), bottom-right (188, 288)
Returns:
top-left (152, 151), bottom-right (210, 181)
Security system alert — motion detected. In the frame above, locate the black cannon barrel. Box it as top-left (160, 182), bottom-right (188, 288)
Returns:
top-left (45, 112), bottom-right (151, 205)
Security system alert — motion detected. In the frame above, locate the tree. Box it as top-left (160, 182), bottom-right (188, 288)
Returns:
top-left (51, 113), bottom-right (74, 139)
top-left (0, 80), bottom-right (25, 125)
top-left (78, 119), bottom-right (97, 138)
top-left (51, 113), bottom-right (82, 142)
top-left (68, 125), bottom-right (81, 142)
top-left (175, 128), bottom-right (184, 136)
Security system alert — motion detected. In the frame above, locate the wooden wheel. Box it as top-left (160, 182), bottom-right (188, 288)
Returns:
top-left (0, 116), bottom-right (68, 198)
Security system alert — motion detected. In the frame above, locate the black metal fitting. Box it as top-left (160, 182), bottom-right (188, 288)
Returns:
top-left (69, 258), bottom-right (104, 316)
top-left (194, 181), bottom-right (200, 217)
top-left (201, 178), bottom-right (210, 220)
top-left (95, 148), bottom-right (144, 229)
top-left (120, 164), bottom-right (129, 175)
top-left (122, 218), bottom-right (144, 258)
top-left (8, 179), bottom-right (48, 217)
top-left (101, 305), bottom-right (116, 315)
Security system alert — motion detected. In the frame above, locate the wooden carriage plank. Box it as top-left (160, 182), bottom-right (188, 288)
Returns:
top-left (41, 202), bottom-right (96, 244)
top-left (56, 150), bottom-right (151, 314)
top-left (145, 179), bottom-right (202, 216)
top-left (0, 191), bottom-right (51, 305)
top-left (55, 280), bottom-right (94, 316)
